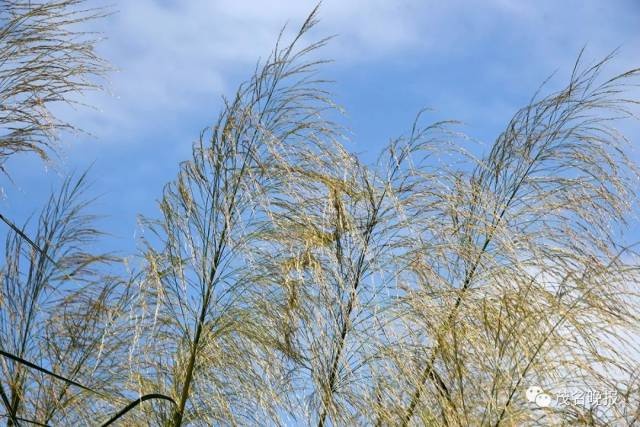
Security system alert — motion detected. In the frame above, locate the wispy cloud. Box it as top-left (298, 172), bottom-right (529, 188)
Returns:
top-left (80, 0), bottom-right (432, 138)
top-left (68, 0), bottom-right (638, 143)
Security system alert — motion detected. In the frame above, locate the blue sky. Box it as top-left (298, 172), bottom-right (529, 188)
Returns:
top-left (3, 0), bottom-right (640, 256)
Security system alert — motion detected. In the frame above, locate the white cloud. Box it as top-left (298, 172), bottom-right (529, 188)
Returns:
top-left (59, 0), bottom-right (639, 144)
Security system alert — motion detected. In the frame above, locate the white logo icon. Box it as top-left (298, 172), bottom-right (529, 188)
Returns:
top-left (526, 386), bottom-right (552, 407)
top-left (535, 393), bottom-right (552, 407)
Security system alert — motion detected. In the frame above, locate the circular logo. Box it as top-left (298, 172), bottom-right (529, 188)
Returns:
top-left (526, 386), bottom-right (552, 408)
top-left (526, 386), bottom-right (543, 403)
top-left (535, 393), bottom-right (552, 407)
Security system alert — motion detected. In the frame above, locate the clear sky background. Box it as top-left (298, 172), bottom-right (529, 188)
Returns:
top-left (3, 0), bottom-right (640, 257)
